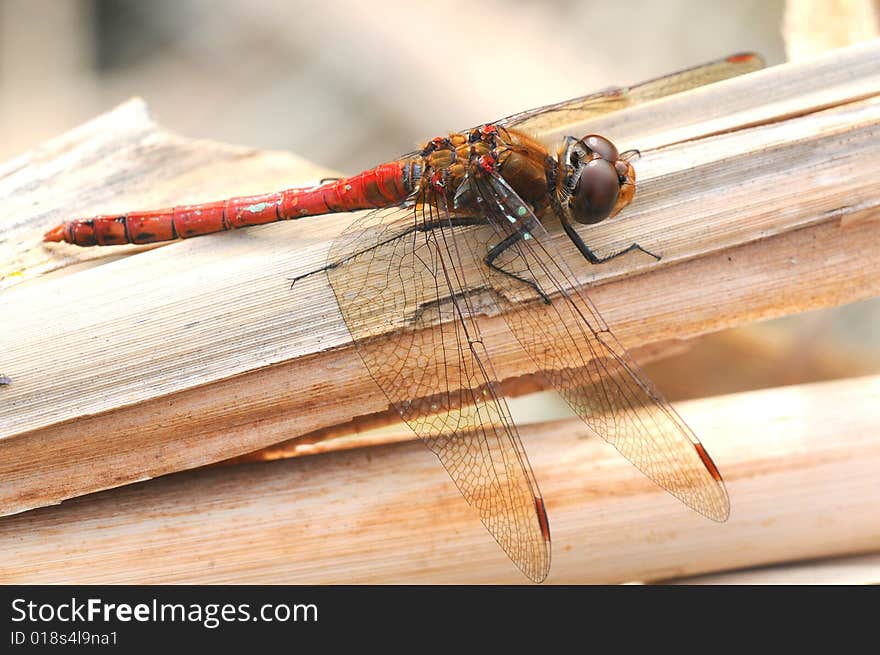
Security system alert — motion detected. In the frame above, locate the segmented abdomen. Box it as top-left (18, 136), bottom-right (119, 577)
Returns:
top-left (44, 158), bottom-right (420, 247)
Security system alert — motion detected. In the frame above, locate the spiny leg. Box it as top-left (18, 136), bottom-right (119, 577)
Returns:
top-left (559, 213), bottom-right (660, 265)
top-left (485, 230), bottom-right (552, 304)
top-left (288, 214), bottom-right (490, 287)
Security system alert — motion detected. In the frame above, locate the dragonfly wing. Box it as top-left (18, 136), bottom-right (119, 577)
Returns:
top-left (460, 169), bottom-right (729, 521)
top-left (497, 53), bottom-right (763, 136)
top-left (325, 199), bottom-right (551, 581)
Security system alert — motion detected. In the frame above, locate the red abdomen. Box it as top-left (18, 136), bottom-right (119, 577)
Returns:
top-left (45, 159), bottom-right (418, 247)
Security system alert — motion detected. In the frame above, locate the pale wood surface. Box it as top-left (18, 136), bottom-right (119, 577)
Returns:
top-left (1, 41), bottom-right (879, 522)
top-left (664, 551), bottom-right (880, 585)
top-left (1, 375), bottom-right (878, 584)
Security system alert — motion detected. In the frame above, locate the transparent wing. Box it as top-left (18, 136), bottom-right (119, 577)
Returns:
top-left (459, 168), bottom-right (729, 521)
top-left (326, 198), bottom-right (551, 581)
top-left (496, 53), bottom-right (763, 136)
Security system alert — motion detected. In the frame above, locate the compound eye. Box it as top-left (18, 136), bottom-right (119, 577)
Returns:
top-left (583, 134), bottom-right (619, 162)
top-left (571, 159), bottom-right (619, 225)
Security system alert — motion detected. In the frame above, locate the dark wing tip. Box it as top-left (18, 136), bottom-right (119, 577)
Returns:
top-left (726, 51), bottom-right (765, 67)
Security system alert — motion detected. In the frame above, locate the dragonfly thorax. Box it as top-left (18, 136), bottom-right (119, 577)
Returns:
top-left (418, 127), bottom-right (637, 230)
top-left (419, 127), bottom-right (555, 214)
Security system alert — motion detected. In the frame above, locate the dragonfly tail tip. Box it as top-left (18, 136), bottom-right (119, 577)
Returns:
top-left (43, 224), bottom-right (67, 243)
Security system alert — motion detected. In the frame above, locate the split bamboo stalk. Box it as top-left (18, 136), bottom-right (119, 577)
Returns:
top-left (1, 375), bottom-right (878, 583)
top-left (1, 40), bottom-right (879, 524)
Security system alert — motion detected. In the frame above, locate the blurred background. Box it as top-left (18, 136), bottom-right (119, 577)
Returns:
top-left (0, 0), bottom-right (789, 170)
top-left (0, 0), bottom-right (877, 400)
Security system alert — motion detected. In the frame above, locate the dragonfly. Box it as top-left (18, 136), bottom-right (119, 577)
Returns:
top-left (44, 53), bottom-right (762, 582)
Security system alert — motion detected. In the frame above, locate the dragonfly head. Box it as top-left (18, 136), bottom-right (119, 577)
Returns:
top-left (555, 135), bottom-right (637, 225)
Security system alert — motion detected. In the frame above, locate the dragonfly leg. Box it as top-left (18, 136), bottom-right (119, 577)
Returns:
top-left (485, 231), bottom-right (552, 304)
top-left (289, 213), bottom-right (489, 287)
top-left (559, 214), bottom-right (660, 265)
